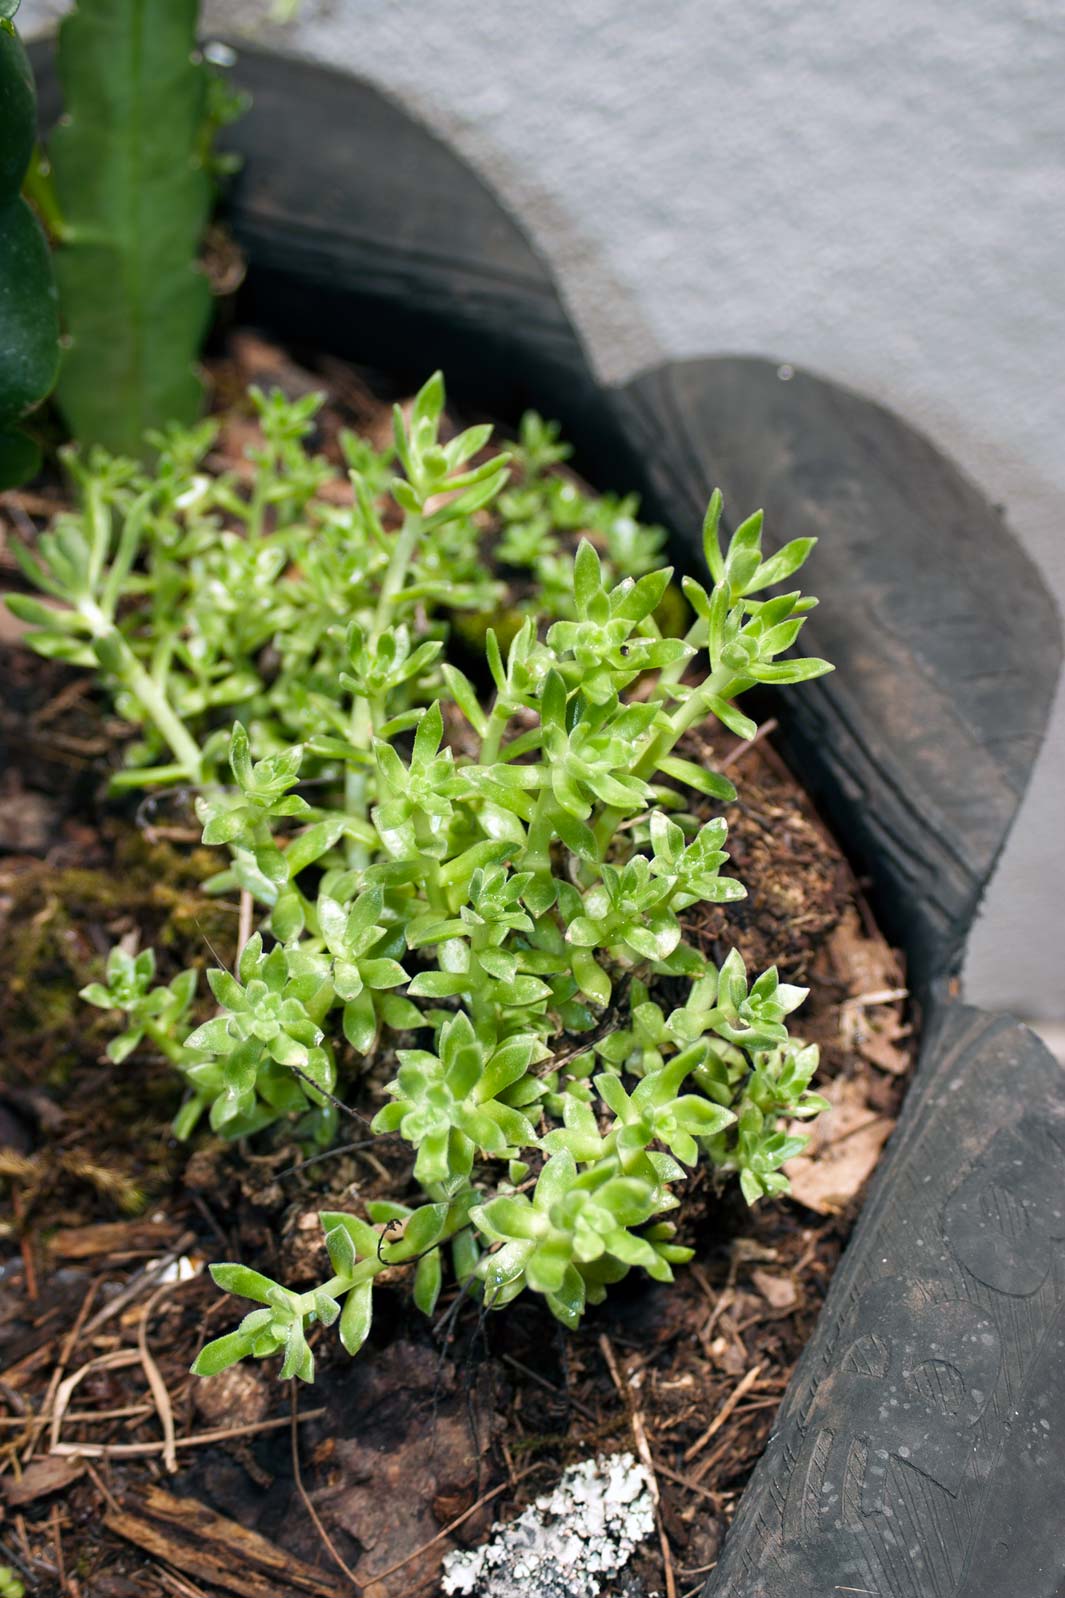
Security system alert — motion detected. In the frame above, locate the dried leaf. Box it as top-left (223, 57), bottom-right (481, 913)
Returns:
top-left (829, 905), bottom-right (902, 994)
top-left (858, 1012), bottom-right (912, 1075)
top-left (785, 1076), bottom-right (895, 1215)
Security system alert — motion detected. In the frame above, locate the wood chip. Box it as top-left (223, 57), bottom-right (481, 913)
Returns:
top-left (0, 1341), bottom-right (56, 1389)
top-left (104, 1484), bottom-right (346, 1598)
top-left (1, 1454), bottom-right (85, 1506)
top-left (749, 1269), bottom-right (797, 1311)
top-left (49, 1219), bottom-right (185, 1260)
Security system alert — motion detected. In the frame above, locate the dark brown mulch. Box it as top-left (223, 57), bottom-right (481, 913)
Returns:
top-left (0, 336), bottom-right (914, 1598)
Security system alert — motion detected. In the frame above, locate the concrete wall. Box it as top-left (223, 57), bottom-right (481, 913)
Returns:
top-left (19, 0), bottom-right (1065, 1017)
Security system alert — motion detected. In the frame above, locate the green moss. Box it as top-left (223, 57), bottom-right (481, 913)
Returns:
top-left (0, 825), bottom-right (234, 1073)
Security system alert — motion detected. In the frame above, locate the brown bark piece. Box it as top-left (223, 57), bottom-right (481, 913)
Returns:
top-left (1, 1454), bottom-right (85, 1505)
top-left (49, 1219), bottom-right (185, 1260)
top-left (104, 1483), bottom-right (345, 1598)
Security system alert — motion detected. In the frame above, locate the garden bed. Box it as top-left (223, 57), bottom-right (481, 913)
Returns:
top-left (0, 334), bottom-right (913, 1598)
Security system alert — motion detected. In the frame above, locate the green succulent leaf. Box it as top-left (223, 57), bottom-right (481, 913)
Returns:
top-left (207, 1263), bottom-right (286, 1307)
top-left (191, 1330), bottom-right (255, 1377)
top-left (339, 1281), bottom-right (373, 1356)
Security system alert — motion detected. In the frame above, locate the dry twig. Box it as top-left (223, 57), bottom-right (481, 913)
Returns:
top-left (157, 1569), bottom-right (211, 1598)
top-left (50, 1502), bottom-right (66, 1589)
top-left (50, 1349), bottom-right (144, 1455)
top-left (653, 1458), bottom-right (722, 1508)
top-left (14, 1276), bottom-right (100, 1463)
top-left (84, 1459), bottom-right (121, 1515)
top-left (81, 1235), bottom-right (197, 1337)
top-left (719, 716), bottom-right (778, 771)
top-left (49, 1406), bottom-right (326, 1460)
top-left (289, 1382), bottom-right (361, 1593)
top-left (500, 1353), bottom-right (596, 1422)
top-left (682, 1363), bottom-right (763, 1472)
top-left (137, 1286), bottom-right (178, 1472)
top-left (599, 1332), bottom-right (676, 1598)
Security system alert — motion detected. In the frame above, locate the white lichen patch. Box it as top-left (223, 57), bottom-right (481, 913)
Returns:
top-left (441, 1450), bottom-right (654, 1597)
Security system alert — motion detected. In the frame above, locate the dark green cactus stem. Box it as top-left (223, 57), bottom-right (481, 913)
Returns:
top-left (49, 0), bottom-right (214, 458)
top-left (0, 2), bottom-right (61, 488)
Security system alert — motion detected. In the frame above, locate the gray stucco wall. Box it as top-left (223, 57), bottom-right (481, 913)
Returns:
top-left (19, 0), bottom-right (1065, 1017)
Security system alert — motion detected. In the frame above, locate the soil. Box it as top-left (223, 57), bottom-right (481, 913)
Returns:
top-left (0, 334), bottom-right (914, 1598)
